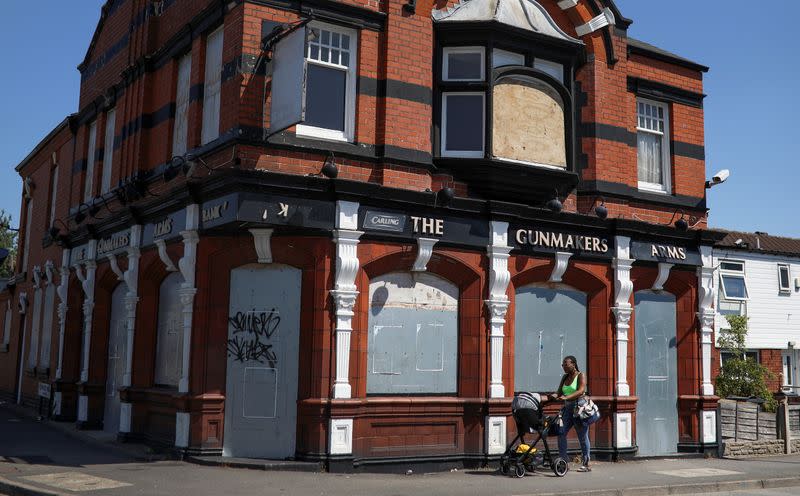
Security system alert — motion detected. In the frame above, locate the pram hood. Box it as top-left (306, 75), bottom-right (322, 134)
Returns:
top-left (512, 392), bottom-right (541, 412)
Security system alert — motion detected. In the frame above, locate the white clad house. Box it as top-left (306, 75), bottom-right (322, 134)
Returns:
top-left (714, 231), bottom-right (800, 396)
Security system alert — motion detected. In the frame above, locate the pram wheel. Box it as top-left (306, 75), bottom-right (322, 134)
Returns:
top-left (551, 457), bottom-right (568, 477)
top-left (514, 464), bottom-right (526, 478)
top-left (500, 461), bottom-right (510, 475)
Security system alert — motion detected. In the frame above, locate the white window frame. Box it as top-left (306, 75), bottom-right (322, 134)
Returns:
top-left (172, 53), bottom-right (192, 157)
top-left (201, 26), bottom-right (224, 145)
top-left (636, 97), bottom-right (671, 194)
top-left (778, 264), bottom-right (792, 294)
top-left (720, 349), bottom-right (759, 365)
top-left (719, 259), bottom-right (748, 301)
top-left (84, 120), bottom-right (97, 202)
top-left (101, 108), bottom-right (116, 194)
top-left (48, 164), bottom-right (58, 228)
top-left (533, 58), bottom-right (564, 84)
top-left (295, 22), bottom-right (358, 142)
top-left (782, 351), bottom-right (795, 391)
top-left (442, 46), bottom-right (485, 82)
top-left (492, 48), bottom-right (524, 69)
top-left (441, 92), bottom-right (485, 158)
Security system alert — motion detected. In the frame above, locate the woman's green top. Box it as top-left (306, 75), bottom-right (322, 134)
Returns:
top-left (561, 374), bottom-right (579, 396)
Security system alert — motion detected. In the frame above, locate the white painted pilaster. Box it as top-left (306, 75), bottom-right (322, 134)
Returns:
top-left (698, 245), bottom-right (715, 396)
top-left (119, 226), bottom-right (141, 434)
top-left (702, 410), bottom-right (717, 444)
top-left (486, 416), bottom-right (507, 455)
top-left (175, 205), bottom-right (199, 449)
top-left (652, 262), bottom-right (674, 291)
top-left (55, 249), bottom-right (70, 382)
top-left (249, 228), bottom-right (274, 263)
top-left (615, 412), bottom-right (632, 448)
top-left (329, 418), bottom-right (354, 455)
top-left (486, 221), bottom-right (511, 399)
top-left (612, 236), bottom-right (633, 397)
top-left (331, 201), bottom-right (362, 399)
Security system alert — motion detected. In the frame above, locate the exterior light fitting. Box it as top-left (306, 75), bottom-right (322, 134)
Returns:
top-left (321, 153), bottom-right (338, 179)
top-left (436, 186), bottom-right (455, 206)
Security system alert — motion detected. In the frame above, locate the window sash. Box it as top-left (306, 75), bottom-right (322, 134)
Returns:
top-left (442, 46), bottom-right (485, 82)
top-left (201, 27), bottom-right (223, 145)
top-left (441, 92), bottom-right (485, 158)
top-left (533, 58), bottom-right (564, 83)
top-left (84, 121), bottom-right (97, 201)
top-left (779, 264), bottom-right (791, 292)
top-left (720, 261), bottom-right (744, 272)
top-left (296, 22), bottom-right (358, 142)
top-left (636, 98), bottom-right (670, 193)
top-left (101, 109), bottom-right (116, 194)
top-left (172, 53), bottom-right (192, 157)
top-left (720, 274), bottom-right (748, 300)
top-left (492, 49), bottom-right (524, 68)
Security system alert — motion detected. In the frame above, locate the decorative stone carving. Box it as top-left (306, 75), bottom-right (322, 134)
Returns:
top-left (575, 8), bottom-right (614, 36)
top-left (652, 262), bottom-right (674, 291)
top-left (32, 265), bottom-right (41, 289)
top-left (486, 416), bottom-right (507, 455)
top-left (18, 292), bottom-right (28, 315)
top-left (557, 0), bottom-right (578, 8)
top-left (412, 237), bottom-right (439, 272)
top-left (44, 260), bottom-right (55, 285)
top-left (155, 239), bottom-right (178, 272)
top-left (549, 251), bottom-right (572, 282)
top-left (697, 245), bottom-right (715, 396)
top-left (106, 254), bottom-right (124, 282)
top-left (612, 236), bottom-right (634, 397)
top-left (249, 228), bottom-right (274, 264)
top-left (486, 221), bottom-right (511, 399)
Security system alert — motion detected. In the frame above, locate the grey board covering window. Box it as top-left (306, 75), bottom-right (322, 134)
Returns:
top-left (367, 272), bottom-right (458, 394)
top-left (514, 285), bottom-right (587, 393)
top-left (154, 272), bottom-right (183, 387)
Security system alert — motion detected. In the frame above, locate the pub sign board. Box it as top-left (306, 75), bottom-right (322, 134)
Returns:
top-left (200, 193), bottom-right (335, 231)
top-left (69, 243), bottom-right (89, 266)
top-left (359, 208), bottom-right (489, 248)
top-left (142, 208), bottom-right (188, 247)
top-left (96, 229), bottom-right (132, 257)
top-left (631, 240), bottom-right (701, 266)
top-left (510, 224), bottom-right (615, 259)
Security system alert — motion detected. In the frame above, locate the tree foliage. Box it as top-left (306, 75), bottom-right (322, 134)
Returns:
top-left (0, 210), bottom-right (17, 279)
top-left (715, 315), bottom-right (776, 412)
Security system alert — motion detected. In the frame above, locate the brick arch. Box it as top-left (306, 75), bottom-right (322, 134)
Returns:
top-left (355, 244), bottom-right (485, 398)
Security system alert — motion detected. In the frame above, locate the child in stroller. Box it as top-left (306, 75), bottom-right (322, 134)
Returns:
top-left (499, 392), bottom-right (569, 478)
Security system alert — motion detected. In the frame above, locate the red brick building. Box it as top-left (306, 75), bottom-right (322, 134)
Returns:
top-left (0, 0), bottom-right (723, 470)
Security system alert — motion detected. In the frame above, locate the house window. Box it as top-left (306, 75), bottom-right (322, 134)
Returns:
top-left (172, 53), bottom-right (192, 157)
top-left (778, 264), bottom-right (792, 293)
top-left (533, 59), bottom-right (564, 83)
top-left (295, 23), bottom-right (357, 142)
top-left (443, 46), bottom-right (485, 81)
top-left (719, 260), bottom-right (748, 300)
top-left (84, 120), bottom-right (97, 201)
top-left (101, 108), bottom-right (116, 194)
top-left (201, 27), bottom-right (223, 145)
top-left (721, 350), bottom-right (758, 365)
top-left (492, 49), bottom-right (524, 68)
top-left (441, 92), bottom-right (485, 157)
top-left (783, 353), bottom-right (794, 391)
top-left (637, 98), bottom-right (671, 193)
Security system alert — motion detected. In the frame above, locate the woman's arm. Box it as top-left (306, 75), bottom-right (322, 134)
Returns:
top-left (549, 375), bottom-right (567, 401)
top-left (559, 372), bottom-right (586, 401)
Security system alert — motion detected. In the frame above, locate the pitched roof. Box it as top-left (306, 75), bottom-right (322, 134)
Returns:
top-left (715, 230), bottom-right (800, 258)
top-left (627, 37), bottom-right (709, 73)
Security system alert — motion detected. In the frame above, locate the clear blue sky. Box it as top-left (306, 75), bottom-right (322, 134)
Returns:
top-left (1, 1), bottom-right (798, 237)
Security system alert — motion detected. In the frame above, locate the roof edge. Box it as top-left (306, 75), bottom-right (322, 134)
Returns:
top-left (15, 115), bottom-right (77, 173)
top-left (628, 38), bottom-right (709, 73)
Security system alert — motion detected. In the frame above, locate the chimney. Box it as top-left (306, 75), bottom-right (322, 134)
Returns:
top-left (754, 231), bottom-right (768, 250)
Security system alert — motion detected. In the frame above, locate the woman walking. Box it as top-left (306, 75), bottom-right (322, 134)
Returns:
top-left (549, 355), bottom-right (591, 472)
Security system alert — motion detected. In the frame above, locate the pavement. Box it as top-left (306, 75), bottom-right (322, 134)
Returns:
top-left (3, 402), bottom-right (800, 496)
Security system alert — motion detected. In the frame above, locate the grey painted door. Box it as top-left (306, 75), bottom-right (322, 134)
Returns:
top-left (103, 283), bottom-right (128, 434)
top-left (223, 264), bottom-right (301, 458)
top-left (514, 285), bottom-right (587, 393)
top-left (635, 291), bottom-right (678, 456)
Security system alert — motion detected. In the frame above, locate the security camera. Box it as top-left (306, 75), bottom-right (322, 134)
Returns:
top-left (734, 238), bottom-right (743, 246)
top-left (705, 169), bottom-right (730, 189)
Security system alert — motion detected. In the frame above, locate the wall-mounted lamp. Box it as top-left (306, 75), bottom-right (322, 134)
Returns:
top-left (74, 203), bottom-right (90, 224)
top-left (402, 0), bottom-right (416, 14)
top-left (546, 190), bottom-right (562, 213)
top-left (435, 186), bottom-right (455, 207)
top-left (48, 218), bottom-right (71, 246)
top-left (320, 152), bottom-right (338, 179)
top-left (592, 197), bottom-right (608, 219)
top-left (674, 214), bottom-right (688, 231)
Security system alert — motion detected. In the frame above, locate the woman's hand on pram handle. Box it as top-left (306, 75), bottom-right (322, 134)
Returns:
top-left (547, 393), bottom-right (562, 402)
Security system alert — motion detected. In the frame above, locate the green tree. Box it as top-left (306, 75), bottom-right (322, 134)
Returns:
top-left (0, 210), bottom-right (18, 279)
top-left (715, 315), bottom-right (777, 412)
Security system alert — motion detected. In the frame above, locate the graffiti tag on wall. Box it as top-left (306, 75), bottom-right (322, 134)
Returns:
top-left (227, 309), bottom-right (280, 366)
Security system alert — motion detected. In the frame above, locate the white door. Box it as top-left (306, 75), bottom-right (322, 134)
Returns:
top-left (103, 284), bottom-right (128, 434)
top-left (223, 264), bottom-right (302, 458)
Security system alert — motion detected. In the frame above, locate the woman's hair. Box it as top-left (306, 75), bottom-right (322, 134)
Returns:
top-left (563, 355), bottom-right (580, 372)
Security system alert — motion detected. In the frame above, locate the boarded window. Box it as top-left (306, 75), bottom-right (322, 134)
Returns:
top-left (38, 283), bottom-right (56, 368)
top-left (154, 272), bottom-right (183, 386)
top-left (84, 120), bottom-right (97, 201)
top-left (367, 272), bottom-right (458, 394)
top-left (28, 288), bottom-right (43, 368)
top-left (201, 27), bottom-right (223, 145)
top-left (492, 77), bottom-right (566, 167)
top-left (514, 285), bottom-right (587, 392)
top-left (172, 53), bottom-right (192, 157)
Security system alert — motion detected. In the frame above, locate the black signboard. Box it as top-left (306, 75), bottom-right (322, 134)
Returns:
top-left (358, 207), bottom-right (489, 248)
top-left (200, 193), bottom-right (335, 231)
top-left (509, 224), bottom-right (615, 259)
top-left (631, 240), bottom-right (701, 266)
top-left (142, 208), bottom-right (187, 247)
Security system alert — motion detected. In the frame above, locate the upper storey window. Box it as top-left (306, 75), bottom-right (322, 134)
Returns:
top-left (443, 47), bottom-right (485, 81)
top-left (84, 120), bottom-right (97, 202)
top-left (637, 98), bottom-right (671, 193)
top-left (295, 23), bottom-right (357, 142)
top-left (201, 27), bottom-right (223, 145)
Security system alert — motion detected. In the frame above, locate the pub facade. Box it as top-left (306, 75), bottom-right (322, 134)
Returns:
top-left (0, 0), bottom-right (721, 470)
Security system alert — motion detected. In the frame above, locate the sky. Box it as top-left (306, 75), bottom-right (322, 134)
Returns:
top-left (0, 1), bottom-right (798, 237)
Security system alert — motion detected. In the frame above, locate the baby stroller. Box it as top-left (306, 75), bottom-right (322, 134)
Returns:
top-left (499, 392), bottom-right (569, 478)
